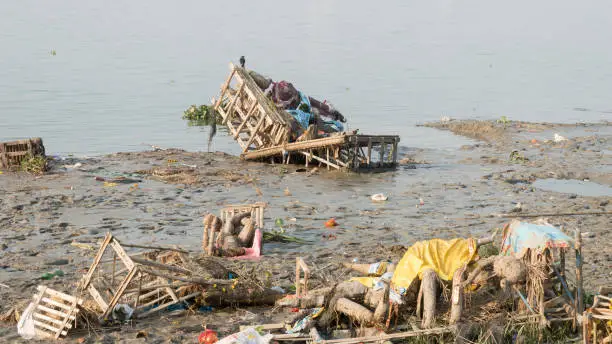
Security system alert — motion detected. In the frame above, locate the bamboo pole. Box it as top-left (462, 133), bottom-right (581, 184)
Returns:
top-left (119, 243), bottom-right (188, 253)
top-left (318, 326), bottom-right (456, 344)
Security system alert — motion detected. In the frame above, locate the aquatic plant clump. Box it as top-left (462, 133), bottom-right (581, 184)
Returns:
top-left (182, 104), bottom-right (221, 126)
top-left (20, 154), bottom-right (48, 175)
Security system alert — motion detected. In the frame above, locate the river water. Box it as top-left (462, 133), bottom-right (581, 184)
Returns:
top-left (1, 0), bottom-right (611, 156)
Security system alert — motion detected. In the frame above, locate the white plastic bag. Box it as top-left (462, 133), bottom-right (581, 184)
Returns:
top-left (17, 302), bottom-right (37, 339)
top-left (216, 327), bottom-right (273, 344)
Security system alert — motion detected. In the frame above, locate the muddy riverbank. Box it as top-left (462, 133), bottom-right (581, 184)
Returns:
top-left (1, 120), bottom-right (610, 342)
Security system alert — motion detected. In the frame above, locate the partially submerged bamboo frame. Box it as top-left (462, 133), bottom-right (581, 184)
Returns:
top-left (212, 63), bottom-right (400, 171)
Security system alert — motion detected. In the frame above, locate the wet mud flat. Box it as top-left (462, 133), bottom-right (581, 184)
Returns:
top-left (1, 120), bottom-right (611, 342)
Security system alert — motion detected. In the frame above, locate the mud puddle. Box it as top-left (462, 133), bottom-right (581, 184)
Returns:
top-left (533, 178), bottom-right (612, 197)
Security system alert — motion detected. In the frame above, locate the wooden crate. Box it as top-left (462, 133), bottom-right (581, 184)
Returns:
top-left (79, 233), bottom-right (208, 321)
top-left (220, 202), bottom-right (266, 230)
top-left (26, 286), bottom-right (82, 339)
top-left (0, 138), bottom-right (45, 169)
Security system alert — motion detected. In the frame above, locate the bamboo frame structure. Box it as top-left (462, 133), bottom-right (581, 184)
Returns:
top-left (23, 286), bottom-right (83, 339)
top-left (79, 233), bottom-right (226, 321)
top-left (212, 63), bottom-right (400, 171)
top-left (220, 202), bottom-right (266, 230)
top-left (0, 138), bottom-right (45, 169)
top-left (583, 286), bottom-right (612, 344)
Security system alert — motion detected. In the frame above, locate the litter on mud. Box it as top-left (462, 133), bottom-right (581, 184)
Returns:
top-left (211, 63), bottom-right (400, 171)
top-left (2, 210), bottom-right (606, 342)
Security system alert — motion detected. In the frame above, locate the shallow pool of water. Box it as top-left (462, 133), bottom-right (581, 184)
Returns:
top-left (533, 178), bottom-right (612, 197)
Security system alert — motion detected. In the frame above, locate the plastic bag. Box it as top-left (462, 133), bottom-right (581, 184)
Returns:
top-left (216, 327), bottom-right (274, 344)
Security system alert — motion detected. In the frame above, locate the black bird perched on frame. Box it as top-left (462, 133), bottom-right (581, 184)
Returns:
top-left (239, 56), bottom-right (245, 68)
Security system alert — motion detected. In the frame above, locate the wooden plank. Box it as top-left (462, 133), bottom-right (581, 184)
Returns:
top-left (213, 68), bottom-right (236, 113)
top-left (234, 106), bottom-right (266, 147)
top-left (242, 135), bottom-right (347, 160)
top-left (234, 102), bottom-right (258, 139)
top-left (81, 233), bottom-right (113, 288)
top-left (102, 267), bottom-right (138, 320)
top-left (136, 299), bottom-right (178, 318)
top-left (136, 293), bottom-right (172, 310)
top-left (222, 82), bottom-right (245, 125)
top-left (110, 239), bottom-right (135, 271)
top-left (243, 115), bottom-right (267, 152)
top-left (34, 328), bottom-right (56, 339)
top-left (33, 312), bottom-right (71, 328)
top-left (240, 323), bottom-right (285, 332)
top-left (33, 320), bottom-right (67, 336)
top-left (38, 286), bottom-right (81, 305)
top-left (301, 151), bottom-right (341, 170)
top-left (36, 305), bottom-right (76, 320)
top-left (38, 297), bottom-right (71, 313)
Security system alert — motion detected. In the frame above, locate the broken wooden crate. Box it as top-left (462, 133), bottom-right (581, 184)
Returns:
top-left (78, 233), bottom-right (229, 321)
top-left (220, 202), bottom-right (266, 230)
top-left (212, 63), bottom-right (400, 171)
top-left (22, 286), bottom-right (82, 340)
top-left (0, 138), bottom-right (45, 169)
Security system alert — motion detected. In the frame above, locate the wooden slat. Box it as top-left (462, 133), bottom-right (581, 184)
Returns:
top-left (33, 320), bottom-right (67, 336)
top-left (101, 267), bottom-right (138, 320)
top-left (38, 297), bottom-right (72, 311)
top-left (33, 312), bottom-right (71, 328)
top-left (81, 233), bottom-right (113, 288)
top-left (136, 293), bottom-right (171, 310)
top-left (38, 286), bottom-right (81, 305)
top-left (36, 305), bottom-right (76, 320)
top-left (88, 284), bottom-right (109, 312)
top-left (243, 115), bottom-right (267, 152)
top-left (234, 102), bottom-right (258, 139)
top-left (110, 239), bottom-right (135, 270)
top-left (301, 152), bottom-right (341, 170)
top-left (242, 135), bottom-right (347, 160)
top-left (34, 328), bottom-right (56, 339)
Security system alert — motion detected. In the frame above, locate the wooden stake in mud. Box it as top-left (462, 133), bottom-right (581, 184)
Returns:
top-left (450, 265), bottom-right (466, 325)
top-left (420, 268), bottom-right (438, 329)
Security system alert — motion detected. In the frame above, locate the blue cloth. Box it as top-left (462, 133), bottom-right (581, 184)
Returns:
top-left (286, 91), bottom-right (313, 129)
top-left (501, 221), bottom-right (574, 257)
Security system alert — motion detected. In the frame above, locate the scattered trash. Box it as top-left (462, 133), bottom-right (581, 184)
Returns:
top-left (509, 150), bottom-right (529, 163)
top-left (271, 286), bottom-right (286, 293)
top-left (322, 233), bottom-right (337, 241)
top-left (63, 162), bottom-right (82, 169)
top-left (198, 329), bottom-right (219, 344)
top-left (216, 327), bottom-right (273, 344)
top-left (112, 304), bottom-right (134, 322)
top-left (103, 181), bottom-right (117, 187)
top-left (553, 133), bottom-right (568, 142)
top-left (324, 218), bottom-right (338, 228)
top-left (530, 138), bottom-right (538, 144)
top-left (41, 270), bottom-right (64, 280)
top-left (210, 63), bottom-right (400, 171)
top-left (370, 193), bottom-right (388, 202)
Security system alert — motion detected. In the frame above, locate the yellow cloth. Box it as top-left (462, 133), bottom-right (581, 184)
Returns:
top-left (390, 238), bottom-right (477, 293)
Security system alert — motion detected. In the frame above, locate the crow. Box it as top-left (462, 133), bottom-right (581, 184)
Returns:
top-left (239, 56), bottom-right (245, 68)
